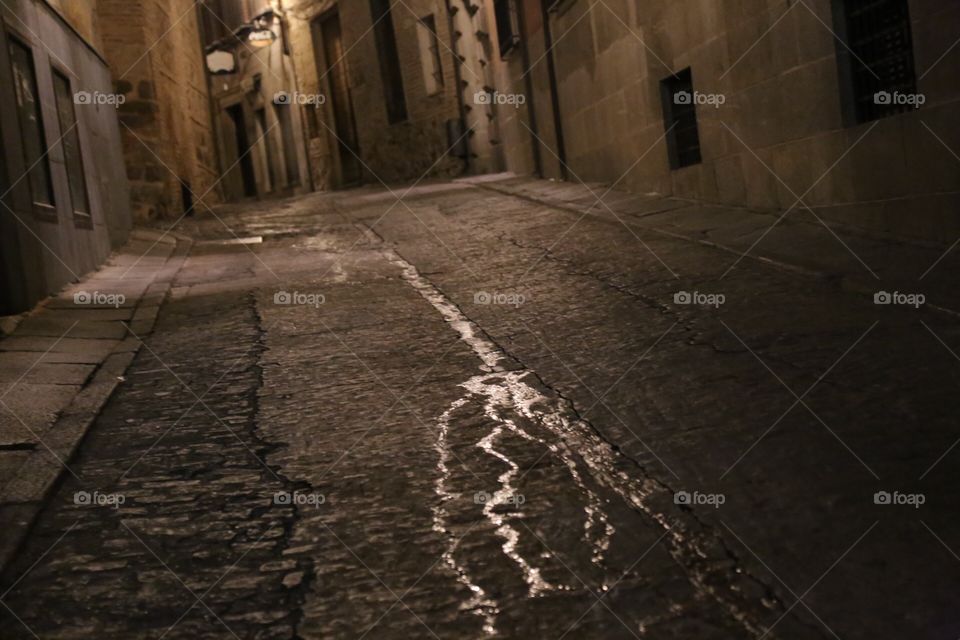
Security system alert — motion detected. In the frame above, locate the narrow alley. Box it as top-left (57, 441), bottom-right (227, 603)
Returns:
top-left (2, 178), bottom-right (959, 639)
top-left (2, 0), bottom-right (958, 638)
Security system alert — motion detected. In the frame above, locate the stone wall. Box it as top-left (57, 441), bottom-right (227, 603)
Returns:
top-left (487, 0), bottom-right (960, 242)
top-left (202, 2), bottom-right (313, 202)
top-left (97, 0), bottom-right (221, 221)
top-left (45, 0), bottom-right (103, 50)
top-left (285, 0), bottom-right (466, 186)
top-left (0, 0), bottom-right (131, 313)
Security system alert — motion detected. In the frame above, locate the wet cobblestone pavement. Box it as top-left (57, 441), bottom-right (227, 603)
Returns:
top-left (2, 182), bottom-right (959, 639)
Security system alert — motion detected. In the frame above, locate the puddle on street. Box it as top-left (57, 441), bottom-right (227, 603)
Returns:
top-left (389, 248), bottom-right (780, 638)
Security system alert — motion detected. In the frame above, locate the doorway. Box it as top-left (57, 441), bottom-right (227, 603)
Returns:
top-left (312, 11), bottom-right (362, 186)
top-left (0, 143), bottom-right (18, 315)
top-left (275, 102), bottom-right (301, 188)
top-left (226, 104), bottom-right (257, 198)
top-left (255, 107), bottom-right (276, 194)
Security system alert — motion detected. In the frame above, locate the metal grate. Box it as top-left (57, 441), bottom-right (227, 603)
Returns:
top-left (842, 0), bottom-right (918, 123)
top-left (660, 69), bottom-right (702, 170)
top-left (494, 0), bottom-right (520, 58)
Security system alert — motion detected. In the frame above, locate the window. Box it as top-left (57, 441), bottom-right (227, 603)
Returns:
top-left (370, 0), bottom-right (408, 124)
top-left (493, 0), bottom-right (520, 58)
top-left (52, 70), bottom-right (90, 221)
top-left (417, 15), bottom-right (443, 96)
top-left (659, 68), bottom-right (702, 170)
top-left (833, 0), bottom-right (918, 124)
top-left (7, 36), bottom-right (55, 211)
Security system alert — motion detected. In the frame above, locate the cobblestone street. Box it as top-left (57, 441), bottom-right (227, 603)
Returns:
top-left (2, 179), bottom-right (959, 639)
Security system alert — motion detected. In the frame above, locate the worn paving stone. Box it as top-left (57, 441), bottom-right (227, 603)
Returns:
top-left (0, 354), bottom-right (96, 386)
top-left (2, 183), bottom-right (957, 640)
top-left (0, 385), bottom-right (81, 447)
top-left (1, 262), bottom-right (311, 639)
top-left (13, 315), bottom-right (129, 340)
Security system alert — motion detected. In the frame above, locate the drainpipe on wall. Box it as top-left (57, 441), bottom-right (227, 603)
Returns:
top-left (516, 3), bottom-right (542, 177)
top-left (541, 0), bottom-right (567, 180)
top-left (276, 0), bottom-right (317, 193)
top-left (197, 1), bottom-right (226, 202)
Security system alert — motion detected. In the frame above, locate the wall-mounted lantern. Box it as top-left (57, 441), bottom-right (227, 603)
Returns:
top-left (247, 8), bottom-right (277, 48)
top-left (247, 28), bottom-right (276, 48)
top-left (206, 48), bottom-right (237, 75)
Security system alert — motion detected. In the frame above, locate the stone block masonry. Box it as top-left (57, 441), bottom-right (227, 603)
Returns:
top-left (97, 0), bottom-right (221, 222)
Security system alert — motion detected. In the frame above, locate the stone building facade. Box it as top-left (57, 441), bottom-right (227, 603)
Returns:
top-left (482, 0), bottom-right (960, 242)
top-left (284, 0), bottom-right (469, 188)
top-left (0, 0), bottom-right (131, 314)
top-left (200, 0), bottom-right (313, 202)
top-left (96, 0), bottom-right (222, 221)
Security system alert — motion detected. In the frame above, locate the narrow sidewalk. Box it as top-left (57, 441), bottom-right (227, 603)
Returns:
top-left (0, 230), bottom-right (192, 571)
top-left (464, 173), bottom-right (960, 315)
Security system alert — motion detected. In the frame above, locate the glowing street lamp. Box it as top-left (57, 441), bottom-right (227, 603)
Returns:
top-left (247, 28), bottom-right (276, 48)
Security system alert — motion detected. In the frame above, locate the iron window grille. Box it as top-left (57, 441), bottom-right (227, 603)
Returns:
top-left (493, 0), bottom-right (521, 58)
top-left (832, 0), bottom-right (919, 124)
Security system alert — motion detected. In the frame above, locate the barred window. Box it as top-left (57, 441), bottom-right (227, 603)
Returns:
top-left (833, 0), bottom-right (919, 124)
top-left (493, 0), bottom-right (520, 58)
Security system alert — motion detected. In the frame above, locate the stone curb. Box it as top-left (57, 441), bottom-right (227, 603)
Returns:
top-left (473, 178), bottom-right (960, 317)
top-left (0, 231), bottom-right (194, 575)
